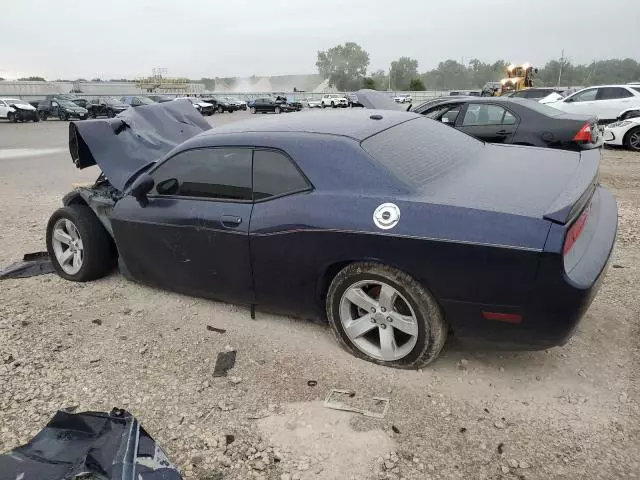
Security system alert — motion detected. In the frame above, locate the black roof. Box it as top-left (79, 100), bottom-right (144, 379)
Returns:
top-left (208, 108), bottom-right (420, 141)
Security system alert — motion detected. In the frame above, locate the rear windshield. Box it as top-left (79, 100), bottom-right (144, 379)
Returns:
top-left (512, 99), bottom-right (564, 117)
top-left (361, 117), bottom-right (479, 187)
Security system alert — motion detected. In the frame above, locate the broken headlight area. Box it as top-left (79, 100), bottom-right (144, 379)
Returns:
top-left (0, 408), bottom-right (182, 480)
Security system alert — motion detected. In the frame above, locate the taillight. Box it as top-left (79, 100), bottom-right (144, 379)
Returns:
top-left (563, 205), bottom-right (590, 255)
top-left (573, 123), bottom-right (593, 142)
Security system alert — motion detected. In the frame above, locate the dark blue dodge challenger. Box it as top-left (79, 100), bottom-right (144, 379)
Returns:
top-left (46, 100), bottom-right (617, 368)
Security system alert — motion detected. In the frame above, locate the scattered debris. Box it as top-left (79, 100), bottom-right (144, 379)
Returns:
top-left (619, 392), bottom-right (628, 403)
top-left (92, 319), bottom-right (103, 326)
top-left (501, 465), bottom-right (510, 474)
top-left (213, 350), bottom-right (237, 377)
top-left (459, 427), bottom-right (467, 433)
top-left (225, 434), bottom-right (235, 445)
top-left (0, 408), bottom-right (182, 479)
top-left (519, 461), bottom-right (530, 469)
top-left (139, 346), bottom-right (148, 355)
top-left (206, 325), bottom-right (226, 334)
top-left (3, 354), bottom-right (15, 364)
top-left (0, 252), bottom-right (55, 280)
top-left (323, 389), bottom-right (390, 419)
top-left (307, 380), bottom-right (318, 387)
top-left (457, 358), bottom-right (469, 370)
top-left (494, 420), bottom-right (507, 429)
top-left (229, 376), bottom-right (242, 385)
top-left (218, 401), bottom-right (236, 412)
top-left (498, 442), bottom-right (505, 454)
top-left (612, 264), bottom-right (625, 268)
top-left (391, 425), bottom-right (400, 434)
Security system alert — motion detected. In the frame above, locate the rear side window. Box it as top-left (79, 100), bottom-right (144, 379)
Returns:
top-left (253, 150), bottom-right (310, 200)
top-left (462, 104), bottom-right (510, 126)
top-left (361, 117), bottom-right (478, 188)
top-left (597, 87), bottom-right (633, 100)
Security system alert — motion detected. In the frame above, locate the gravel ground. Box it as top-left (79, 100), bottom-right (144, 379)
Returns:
top-left (0, 113), bottom-right (638, 480)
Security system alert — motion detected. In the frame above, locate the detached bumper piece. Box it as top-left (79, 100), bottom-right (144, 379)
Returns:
top-left (0, 408), bottom-right (182, 480)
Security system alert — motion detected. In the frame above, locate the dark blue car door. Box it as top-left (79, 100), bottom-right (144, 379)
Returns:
top-left (455, 102), bottom-right (519, 143)
top-left (110, 147), bottom-right (254, 303)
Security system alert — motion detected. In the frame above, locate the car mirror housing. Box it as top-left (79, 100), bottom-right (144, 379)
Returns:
top-left (130, 173), bottom-right (154, 207)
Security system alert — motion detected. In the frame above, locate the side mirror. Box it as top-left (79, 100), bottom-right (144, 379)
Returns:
top-left (130, 173), bottom-right (154, 207)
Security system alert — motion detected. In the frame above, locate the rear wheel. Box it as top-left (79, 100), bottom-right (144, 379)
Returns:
top-left (46, 205), bottom-right (115, 282)
top-left (39, 111), bottom-right (48, 121)
top-left (274, 106), bottom-right (281, 114)
top-left (7, 112), bottom-right (16, 123)
top-left (624, 126), bottom-right (640, 152)
top-left (331, 101), bottom-right (336, 108)
top-left (218, 105), bottom-right (224, 113)
top-left (326, 263), bottom-right (447, 369)
top-left (250, 107), bottom-right (256, 114)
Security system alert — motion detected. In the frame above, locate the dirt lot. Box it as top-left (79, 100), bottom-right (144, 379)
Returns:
top-left (0, 113), bottom-right (638, 480)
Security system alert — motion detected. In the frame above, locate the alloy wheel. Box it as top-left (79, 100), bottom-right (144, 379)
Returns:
top-left (51, 219), bottom-right (84, 275)
top-left (339, 280), bottom-right (418, 361)
top-left (629, 130), bottom-right (640, 151)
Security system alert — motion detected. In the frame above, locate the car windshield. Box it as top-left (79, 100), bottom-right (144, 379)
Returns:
top-left (58, 100), bottom-right (78, 108)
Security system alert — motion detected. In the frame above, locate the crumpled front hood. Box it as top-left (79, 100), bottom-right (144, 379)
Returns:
top-left (352, 89), bottom-right (405, 111)
top-left (69, 99), bottom-right (211, 191)
top-left (10, 102), bottom-right (36, 111)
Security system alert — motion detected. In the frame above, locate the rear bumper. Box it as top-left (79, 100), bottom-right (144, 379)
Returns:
top-left (442, 187), bottom-right (617, 350)
top-left (603, 128), bottom-right (625, 146)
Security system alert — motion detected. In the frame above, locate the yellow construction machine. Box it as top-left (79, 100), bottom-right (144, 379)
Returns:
top-left (498, 63), bottom-right (537, 95)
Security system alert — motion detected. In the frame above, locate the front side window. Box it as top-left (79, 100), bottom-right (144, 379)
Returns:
top-left (462, 104), bottom-right (510, 126)
top-left (151, 148), bottom-right (252, 201)
top-left (571, 88), bottom-right (597, 102)
top-left (253, 150), bottom-right (310, 200)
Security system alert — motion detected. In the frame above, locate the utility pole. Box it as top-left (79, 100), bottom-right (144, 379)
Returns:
top-left (557, 49), bottom-right (564, 87)
top-left (388, 67), bottom-right (391, 91)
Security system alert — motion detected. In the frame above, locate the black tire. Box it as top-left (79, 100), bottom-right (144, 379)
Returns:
top-left (250, 107), bottom-right (256, 114)
top-left (322, 103), bottom-right (326, 109)
top-left (218, 106), bottom-right (224, 114)
top-left (326, 262), bottom-right (447, 369)
top-left (61, 112), bottom-right (69, 121)
top-left (331, 101), bottom-right (336, 108)
top-left (274, 106), bottom-right (281, 114)
top-left (33, 115), bottom-right (39, 122)
top-left (624, 126), bottom-right (640, 152)
top-left (39, 111), bottom-right (48, 121)
top-left (46, 205), bottom-right (115, 282)
top-left (107, 109), bottom-right (115, 118)
top-left (7, 112), bottom-right (16, 123)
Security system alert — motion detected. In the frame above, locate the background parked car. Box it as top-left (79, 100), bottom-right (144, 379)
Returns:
top-left (249, 97), bottom-right (296, 114)
top-left (276, 95), bottom-right (302, 111)
top-left (147, 95), bottom-right (174, 103)
top-left (394, 94), bottom-right (412, 103)
top-left (209, 96), bottom-right (237, 113)
top-left (87, 97), bottom-right (129, 118)
top-left (121, 96), bottom-right (156, 107)
top-left (548, 85), bottom-right (640, 123)
top-left (45, 93), bottom-right (88, 108)
top-left (603, 107), bottom-right (640, 151)
top-left (175, 97), bottom-right (214, 116)
top-left (347, 93), bottom-right (365, 107)
top-left (0, 98), bottom-right (39, 122)
top-left (304, 97), bottom-right (322, 108)
top-left (37, 98), bottom-right (88, 121)
top-left (413, 97), bottom-right (601, 151)
top-left (226, 96), bottom-right (247, 110)
top-left (321, 94), bottom-right (348, 108)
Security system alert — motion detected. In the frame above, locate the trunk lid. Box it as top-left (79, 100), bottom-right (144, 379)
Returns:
top-left (412, 143), bottom-right (599, 222)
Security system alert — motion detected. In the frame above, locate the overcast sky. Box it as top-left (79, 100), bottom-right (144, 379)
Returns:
top-left (2, 0), bottom-right (639, 80)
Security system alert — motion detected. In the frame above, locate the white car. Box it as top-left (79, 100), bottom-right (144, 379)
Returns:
top-left (305, 97), bottom-right (322, 108)
top-left (603, 108), bottom-right (640, 151)
top-left (321, 94), bottom-right (348, 108)
top-left (547, 85), bottom-right (640, 122)
top-left (174, 97), bottom-right (214, 115)
top-left (0, 97), bottom-right (39, 122)
top-left (394, 94), bottom-right (413, 103)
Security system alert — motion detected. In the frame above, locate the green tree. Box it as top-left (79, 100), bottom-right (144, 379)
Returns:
top-left (370, 69), bottom-right (389, 90)
top-left (316, 42), bottom-right (370, 91)
top-left (362, 77), bottom-right (376, 89)
top-left (408, 78), bottom-right (425, 91)
top-left (18, 76), bottom-right (45, 81)
top-left (389, 57), bottom-right (418, 90)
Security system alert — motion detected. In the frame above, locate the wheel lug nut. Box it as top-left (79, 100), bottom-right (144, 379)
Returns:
top-left (370, 317), bottom-right (376, 323)
top-left (380, 307), bottom-right (386, 312)
top-left (387, 317), bottom-right (393, 322)
top-left (380, 324), bottom-right (387, 329)
top-left (370, 308), bottom-right (376, 313)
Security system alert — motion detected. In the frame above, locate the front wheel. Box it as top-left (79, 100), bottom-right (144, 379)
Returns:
top-left (274, 106), bottom-right (281, 114)
top-left (331, 101), bottom-right (336, 108)
top-left (322, 103), bottom-right (326, 109)
top-left (250, 107), bottom-right (256, 114)
top-left (326, 262), bottom-right (447, 369)
top-left (624, 126), bottom-right (640, 152)
top-left (7, 112), bottom-right (16, 123)
top-left (39, 111), bottom-right (48, 121)
top-left (46, 205), bottom-right (115, 282)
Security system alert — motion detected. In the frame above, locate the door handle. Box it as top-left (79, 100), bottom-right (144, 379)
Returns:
top-left (221, 215), bottom-right (242, 228)
top-left (495, 129), bottom-right (509, 136)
